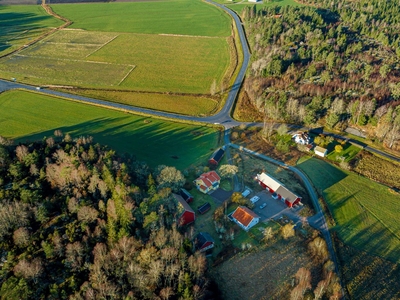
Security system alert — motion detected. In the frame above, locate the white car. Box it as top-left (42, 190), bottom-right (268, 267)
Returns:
top-left (250, 196), bottom-right (260, 203)
top-left (260, 203), bottom-right (267, 209)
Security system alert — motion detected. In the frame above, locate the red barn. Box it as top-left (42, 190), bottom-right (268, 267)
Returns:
top-left (208, 148), bottom-right (225, 166)
top-left (173, 194), bottom-right (195, 226)
top-left (255, 172), bottom-right (302, 208)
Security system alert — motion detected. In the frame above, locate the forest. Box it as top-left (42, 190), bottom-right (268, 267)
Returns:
top-left (0, 133), bottom-right (212, 300)
top-left (242, 0), bottom-right (400, 150)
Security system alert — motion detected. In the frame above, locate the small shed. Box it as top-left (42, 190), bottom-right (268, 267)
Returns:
top-left (314, 146), bottom-right (328, 157)
top-left (197, 202), bottom-right (211, 215)
top-left (179, 188), bottom-right (193, 203)
top-left (194, 232), bottom-right (215, 252)
top-left (208, 148), bottom-right (225, 166)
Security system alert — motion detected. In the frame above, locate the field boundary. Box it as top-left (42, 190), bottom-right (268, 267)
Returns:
top-left (85, 34), bottom-right (119, 58)
top-left (0, 3), bottom-right (71, 59)
top-left (118, 65), bottom-right (136, 86)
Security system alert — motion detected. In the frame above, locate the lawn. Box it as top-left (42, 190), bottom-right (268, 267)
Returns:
top-left (50, 0), bottom-right (231, 37)
top-left (326, 143), bottom-right (361, 162)
top-left (0, 5), bottom-right (63, 56)
top-left (297, 157), bottom-right (400, 263)
top-left (0, 90), bottom-right (221, 169)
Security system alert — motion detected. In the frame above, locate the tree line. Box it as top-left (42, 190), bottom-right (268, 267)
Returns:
top-left (241, 3), bottom-right (400, 150)
top-left (0, 132), bottom-right (213, 300)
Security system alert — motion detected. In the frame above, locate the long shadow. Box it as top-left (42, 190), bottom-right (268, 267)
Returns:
top-left (296, 157), bottom-right (347, 191)
top-left (15, 116), bottom-right (220, 169)
top-left (0, 8), bottom-right (57, 53)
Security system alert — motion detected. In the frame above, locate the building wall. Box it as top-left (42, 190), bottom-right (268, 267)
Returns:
top-left (180, 211), bottom-right (195, 225)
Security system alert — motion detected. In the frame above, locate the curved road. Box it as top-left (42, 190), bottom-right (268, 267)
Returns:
top-left (0, 1), bottom-right (398, 290)
top-left (0, 1), bottom-right (250, 129)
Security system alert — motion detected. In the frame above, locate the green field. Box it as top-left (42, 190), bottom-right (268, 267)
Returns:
top-left (0, 5), bottom-right (63, 56)
top-left (297, 157), bottom-right (400, 262)
top-left (0, 30), bottom-right (229, 94)
top-left (89, 33), bottom-right (230, 93)
top-left (0, 90), bottom-right (220, 169)
top-left (50, 0), bottom-right (231, 37)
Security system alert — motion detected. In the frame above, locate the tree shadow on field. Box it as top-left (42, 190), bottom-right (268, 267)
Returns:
top-left (297, 157), bottom-right (347, 191)
top-left (16, 116), bottom-right (219, 169)
top-left (0, 7), bottom-right (53, 53)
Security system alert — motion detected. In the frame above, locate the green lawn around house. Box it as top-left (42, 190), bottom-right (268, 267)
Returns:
top-left (297, 156), bottom-right (400, 263)
top-left (50, 0), bottom-right (231, 37)
top-left (0, 5), bottom-right (63, 56)
top-left (0, 90), bottom-right (220, 169)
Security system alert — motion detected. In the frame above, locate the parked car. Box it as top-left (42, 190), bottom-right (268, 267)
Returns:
top-left (260, 203), bottom-right (267, 209)
top-left (242, 189), bottom-right (251, 198)
top-left (250, 195), bottom-right (260, 203)
top-left (271, 192), bottom-right (279, 199)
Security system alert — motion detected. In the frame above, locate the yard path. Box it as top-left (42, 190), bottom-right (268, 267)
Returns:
top-left (228, 143), bottom-right (341, 276)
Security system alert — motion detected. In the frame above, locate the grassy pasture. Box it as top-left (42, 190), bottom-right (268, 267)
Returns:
top-left (0, 30), bottom-right (229, 94)
top-left (0, 5), bottom-right (63, 56)
top-left (89, 33), bottom-right (230, 93)
top-left (297, 157), bottom-right (400, 263)
top-left (56, 89), bottom-right (218, 116)
top-left (0, 55), bottom-right (133, 86)
top-left (0, 90), bottom-right (220, 169)
top-left (50, 0), bottom-right (231, 37)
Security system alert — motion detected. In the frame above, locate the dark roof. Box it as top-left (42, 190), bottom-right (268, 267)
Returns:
top-left (197, 202), bottom-right (211, 214)
top-left (195, 232), bottom-right (215, 249)
top-left (179, 188), bottom-right (193, 201)
top-left (209, 148), bottom-right (225, 162)
top-left (173, 194), bottom-right (195, 214)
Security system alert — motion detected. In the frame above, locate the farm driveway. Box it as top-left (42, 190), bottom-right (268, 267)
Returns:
top-left (209, 188), bottom-right (232, 205)
top-left (253, 191), bottom-right (306, 225)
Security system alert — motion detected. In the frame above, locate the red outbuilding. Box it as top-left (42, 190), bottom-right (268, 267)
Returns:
top-left (255, 172), bottom-right (302, 208)
top-left (208, 148), bottom-right (225, 166)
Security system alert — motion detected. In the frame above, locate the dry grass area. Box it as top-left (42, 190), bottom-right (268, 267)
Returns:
top-left (233, 90), bottom-right (264, 122)
top-left (335, 236), bottom-right (400, 299)
top-left (211, 237), bottom-right (314, 300)
top-left (353, 151), bottom-right (400, 189)
top-left (231, 128), bottom-right (303, 166)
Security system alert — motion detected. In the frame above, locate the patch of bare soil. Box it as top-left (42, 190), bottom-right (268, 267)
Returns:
top-left (211, 237), bottom-right (315, 300)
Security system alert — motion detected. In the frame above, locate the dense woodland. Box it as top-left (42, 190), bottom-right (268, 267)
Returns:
top-left (242, 0), bottom-right (400, 150)
top-left (0, 133), bottom-right (212, 300)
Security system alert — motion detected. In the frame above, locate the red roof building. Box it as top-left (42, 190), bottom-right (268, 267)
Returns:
top-left (194, 232), bottom-right (215, 252)
top-left (231, 206), bottom-right (260, 231)
top-left (173, 194), bottom-right (195, 226)
top-left (256, 172), bottom-right (301, 208)
top-left (193, 171), bottom-right (221, 194)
